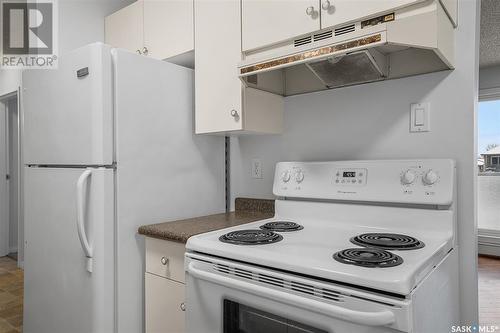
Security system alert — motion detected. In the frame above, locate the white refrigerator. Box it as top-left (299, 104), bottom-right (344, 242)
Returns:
top-left (22, 43), bottom-right (225, 333)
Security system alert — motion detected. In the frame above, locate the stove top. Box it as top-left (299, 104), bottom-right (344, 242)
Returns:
top-left (219, 229), bottom-right (283, 245)
top-left (333, 248), bottom-right (404, 268)
top-left (350, 233), bottom-right (425, 250)
top-left (260, 221), bottom-right (304, 232)
top-left (187, 199), bottom-right (454, 295)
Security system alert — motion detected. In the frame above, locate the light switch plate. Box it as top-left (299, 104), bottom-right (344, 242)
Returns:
top-left (410, 103), bottom-right (430, 132)
top-left (251, 159), bottom-right (263, 179)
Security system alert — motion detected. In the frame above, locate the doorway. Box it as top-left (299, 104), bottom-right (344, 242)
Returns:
top-left (0, 91), bottom-right (22, 267)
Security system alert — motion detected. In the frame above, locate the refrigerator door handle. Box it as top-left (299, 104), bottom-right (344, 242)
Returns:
top-left (76, 169), bottom-right (93, 273)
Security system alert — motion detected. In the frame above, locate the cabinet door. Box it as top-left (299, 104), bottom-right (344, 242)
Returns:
top-left (145, 273), bottom-right (185, 333)
top-left (194, 0), bottom-right (242, 134)
top-left (320, 0), bottom-right (424, 29)
top-left (242, 0), bottom-right (320, 51)
top-left (144, 0), bottom-right (194, 60)
top-left (105, 1), bottom-right (144, 54)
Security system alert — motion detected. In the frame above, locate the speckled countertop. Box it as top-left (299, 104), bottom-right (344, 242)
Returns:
top-left (138, 198), bottom-right (275, 243)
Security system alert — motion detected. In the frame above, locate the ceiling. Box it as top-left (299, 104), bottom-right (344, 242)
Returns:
top-left (480, 0), bottom-right (500, 68)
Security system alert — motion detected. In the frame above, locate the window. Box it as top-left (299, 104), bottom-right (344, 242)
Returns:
top-left (223, 300), bottom-right (326, 333)
top-left (478, 98), bottom-right (500, 232)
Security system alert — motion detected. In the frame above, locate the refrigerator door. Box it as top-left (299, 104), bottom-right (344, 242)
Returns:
top-left (112, 49), bottom-right (225, 333)
top-left (23, 43), bottom-right (113, 166)
top-left (23, 167), bottom-right (115, 333)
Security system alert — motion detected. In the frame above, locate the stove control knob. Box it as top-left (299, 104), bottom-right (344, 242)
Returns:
top-left (295, 170), bottom-right (304, 183)
top-left (401, 169), bottom-right (416, 185)
top-left (423, 170), bottom-right (438, 185)
top-left (281, 170), bottom-right (291, 183)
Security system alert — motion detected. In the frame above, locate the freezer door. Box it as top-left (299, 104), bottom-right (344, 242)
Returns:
top-left (23, 167), bottom-right (115, 333)
top-left (112, 49), bottom-right (225, 333)
top-left (23, 43), bottom-right (113, 165)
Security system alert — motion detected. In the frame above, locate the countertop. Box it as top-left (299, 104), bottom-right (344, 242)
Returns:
top-left (138, 198), bottom-right (275, 243)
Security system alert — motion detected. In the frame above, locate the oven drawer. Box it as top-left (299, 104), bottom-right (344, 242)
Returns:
top-left (146, 237), bottom-right (185, 283)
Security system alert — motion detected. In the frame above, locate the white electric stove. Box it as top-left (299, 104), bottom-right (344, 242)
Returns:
top-left (185, 160), bottom-right (459, 333)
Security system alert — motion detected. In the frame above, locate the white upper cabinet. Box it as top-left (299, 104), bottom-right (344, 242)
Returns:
top-left (242, 0), bottom-right (320, 51)
top-left (105, 1), bottom-right (143, 55)
top-left (195, 0), bottom-right (283, 134)
top-left (105, 0), bottom-right (194, 60)
top-left (320, 0), bottom-right (424, 29)
top-left (195, 0), bottom-right (243, 133)
top-left (144, 0), bottom-right (194, 59)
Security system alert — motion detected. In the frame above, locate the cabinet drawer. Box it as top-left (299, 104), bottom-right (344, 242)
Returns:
top-left (146, 237), bottom-right (185, 283)
top-left (145, 273), bottom-right (185, 333)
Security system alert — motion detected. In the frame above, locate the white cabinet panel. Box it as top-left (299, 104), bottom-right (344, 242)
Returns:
top-left (146, 238), bottom-right (186, 283)
top-left (194, 0), bottom-right (243, 133)
top-left (242, 0), bottom-right (320, 51)
top-left (105, 1), bottom-right (144, 54)
top-left (145, 273), bottom-right (185, 333)
top-left (321, 0), bottom-right (424, 29)
top-left (144, 0), bottom-right (194, 60)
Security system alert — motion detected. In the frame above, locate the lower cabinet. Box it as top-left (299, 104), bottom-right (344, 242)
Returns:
top-left (145, 237), bottom-right (186, 333)
top-left (145, 273), bottom-right (185, 333)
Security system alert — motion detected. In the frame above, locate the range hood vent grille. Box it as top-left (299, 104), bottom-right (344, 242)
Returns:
top-left (213, 263), bottom-right (345, 303)
top-left (313, 30), bottom-right (333, 42)
top-left (294, 36), bottom-right (312, 47)
top-left (334, 24), bottom-right (356, 36)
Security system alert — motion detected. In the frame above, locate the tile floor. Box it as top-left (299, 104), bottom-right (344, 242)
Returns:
top-left (0, 257), bottom-right (23, 333)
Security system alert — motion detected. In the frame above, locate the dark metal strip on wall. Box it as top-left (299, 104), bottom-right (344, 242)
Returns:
top-left (225, 136), bottom-right (230, 213)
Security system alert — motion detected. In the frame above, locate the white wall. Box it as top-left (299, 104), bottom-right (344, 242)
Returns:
top-left (58, 0), bottom-right (136, 55)
top-left (230, 0), bottom-right (480, 324)
top-left (0, 71), bottom-right (21, 98)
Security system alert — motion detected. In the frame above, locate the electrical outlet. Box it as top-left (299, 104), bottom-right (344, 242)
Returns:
top-left (251, 159), bottom-right (263, 179)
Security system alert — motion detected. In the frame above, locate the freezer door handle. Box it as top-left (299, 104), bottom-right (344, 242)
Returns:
top-left (187, 262), bottom-right (396, 327)
top-left (76, 169), bottom-right (93, 273)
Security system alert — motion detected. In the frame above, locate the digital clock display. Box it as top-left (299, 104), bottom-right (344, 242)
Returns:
top-left (343, 171), bottom-right (356, 178)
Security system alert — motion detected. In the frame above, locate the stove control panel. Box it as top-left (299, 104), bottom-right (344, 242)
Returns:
top-left (273, 159), bottom-right (455, 206)
top-left (334, 168), bottom-right (367, 186)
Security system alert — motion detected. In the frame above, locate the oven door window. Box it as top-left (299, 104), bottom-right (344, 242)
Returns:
top-left (223, 300), bottom-right (327, 333)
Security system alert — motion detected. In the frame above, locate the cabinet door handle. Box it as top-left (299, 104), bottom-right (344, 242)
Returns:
top-left (306, 6), bottom-right (315, 15)
top-left (322, 0), bottom-right (331, 10)
top-left (180, 302), bottom-right (186, 311)
top-left (160, 256), bottom-right (169, 266)
top-left (230, 109), bottom-right (239, 118)
top-left (136, 49), bottom-right (142, 55)
top-left (142, 46), bottom-right (149, 56)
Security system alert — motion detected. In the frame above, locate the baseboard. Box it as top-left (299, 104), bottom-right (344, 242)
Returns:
top-left (9, 246), bottom-right (17, 253)
top-left (478, 233), bottom-right (500, 256)
top-left (478, 243), bottom-right (500, 257)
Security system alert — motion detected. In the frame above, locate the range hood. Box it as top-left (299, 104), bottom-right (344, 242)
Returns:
top-left (238, 0), bottom-right (456, 96)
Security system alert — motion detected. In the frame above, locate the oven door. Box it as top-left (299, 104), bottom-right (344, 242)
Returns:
top-left (185, 254), bottom-right (410, 333)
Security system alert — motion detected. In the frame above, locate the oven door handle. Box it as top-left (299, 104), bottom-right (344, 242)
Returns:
top-left (187, 262), bottom-right (396, 327)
